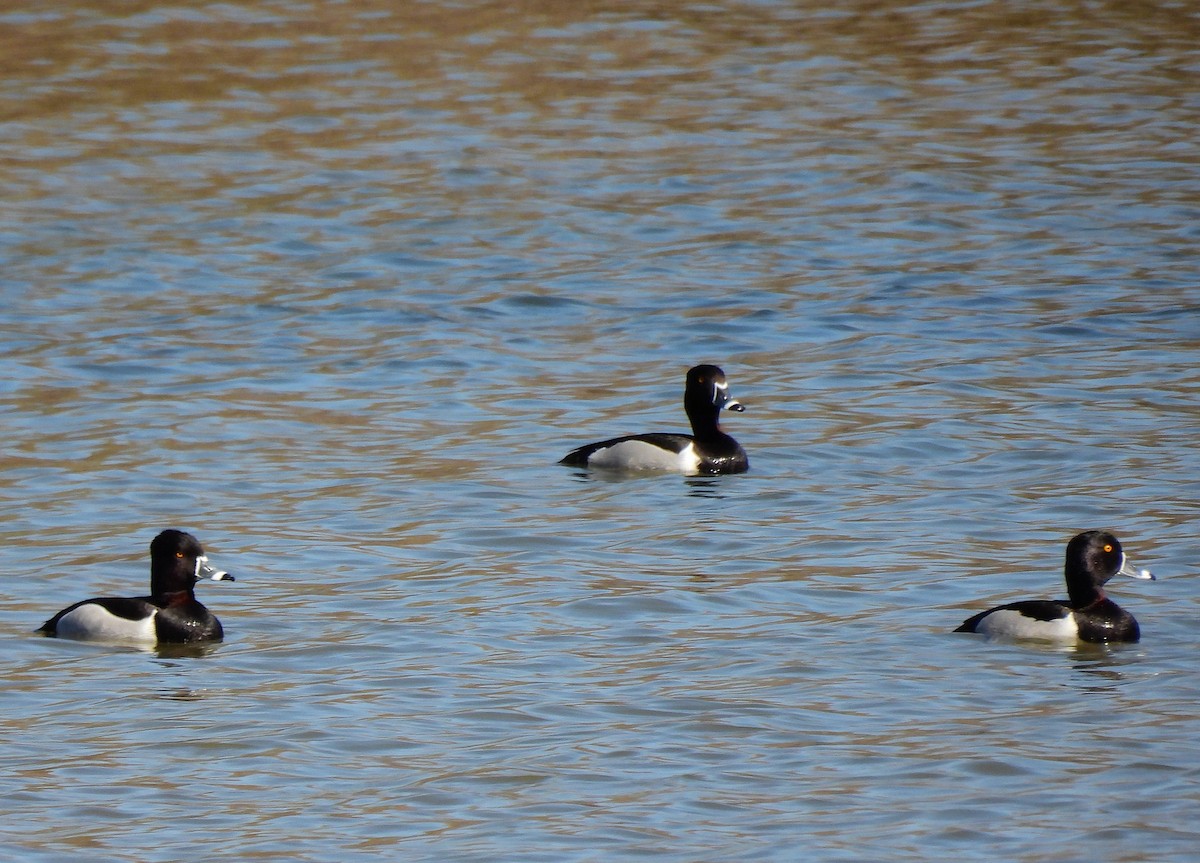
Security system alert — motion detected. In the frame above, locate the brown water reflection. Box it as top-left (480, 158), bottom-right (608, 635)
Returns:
top-left (4, 2), bottom-right (1194, 161)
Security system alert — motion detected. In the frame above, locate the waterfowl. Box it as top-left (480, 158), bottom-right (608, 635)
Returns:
top-left (39, 529), bottom-right (235, 644)
top-left (955, 530), bottom-right (1153, 643)
top-left (559, 364), bottom-right (749, 475)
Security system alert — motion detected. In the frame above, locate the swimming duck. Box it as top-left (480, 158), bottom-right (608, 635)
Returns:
top-left (955, 530), bottom-right (1153, 643)
top-left (39, 529), bottom-right (235, 644)
top-left (559, 364), bottom-right (749, 475)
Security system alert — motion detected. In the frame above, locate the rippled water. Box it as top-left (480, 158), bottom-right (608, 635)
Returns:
top-left (2, 1), bottom-right (1199, 860)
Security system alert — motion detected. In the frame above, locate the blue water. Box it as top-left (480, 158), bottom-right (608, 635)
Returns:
top-left (1, 1), bottom-right (1199, 861)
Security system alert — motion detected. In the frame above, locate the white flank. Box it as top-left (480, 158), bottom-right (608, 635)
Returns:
top-left (588, 440), bottom-right (701, 474)
top-left (55, 604), bottom-right (158, 643)
top-left (976, 609), bottom-right (1079, 641)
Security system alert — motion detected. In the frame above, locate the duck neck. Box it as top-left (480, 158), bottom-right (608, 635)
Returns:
top-left (151, 562), bottom-right (195, 599)
top-left (1066, 577), bottom-right (1104, 609)
top-left (685, 396), bottom-right (723, 441)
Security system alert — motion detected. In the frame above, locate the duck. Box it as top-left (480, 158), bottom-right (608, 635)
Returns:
top-left (559, 364), bottom-right (749, 475)
top-left (955, 530), bottom-right (1154, 643)
top-left (38, 529), bottom-right (235, 644)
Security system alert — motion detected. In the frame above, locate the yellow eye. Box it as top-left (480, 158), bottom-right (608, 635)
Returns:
top-left (176, 552), bottom-right (184, 559)
top-left (1103, 544), bottom-right (1113, 553)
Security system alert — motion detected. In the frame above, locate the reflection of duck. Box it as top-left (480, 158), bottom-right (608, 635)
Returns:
top-left (955, 531), bottom-right (1153, 643)
top-left (39, 530), bottom-right (235, 644)
top-left (560, 364), bottom-right (748, 475)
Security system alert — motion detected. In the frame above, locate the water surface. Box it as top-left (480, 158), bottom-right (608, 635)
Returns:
top-left (1, 1), bottom-right (1198, 861)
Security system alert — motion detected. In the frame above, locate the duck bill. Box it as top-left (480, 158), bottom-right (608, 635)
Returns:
top-left (711, 379), bottom-right (745, 413)
top-left (196, 555), bottom-right (235, 582)
top-left (1117, 553), bottom-right (1154, 581)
